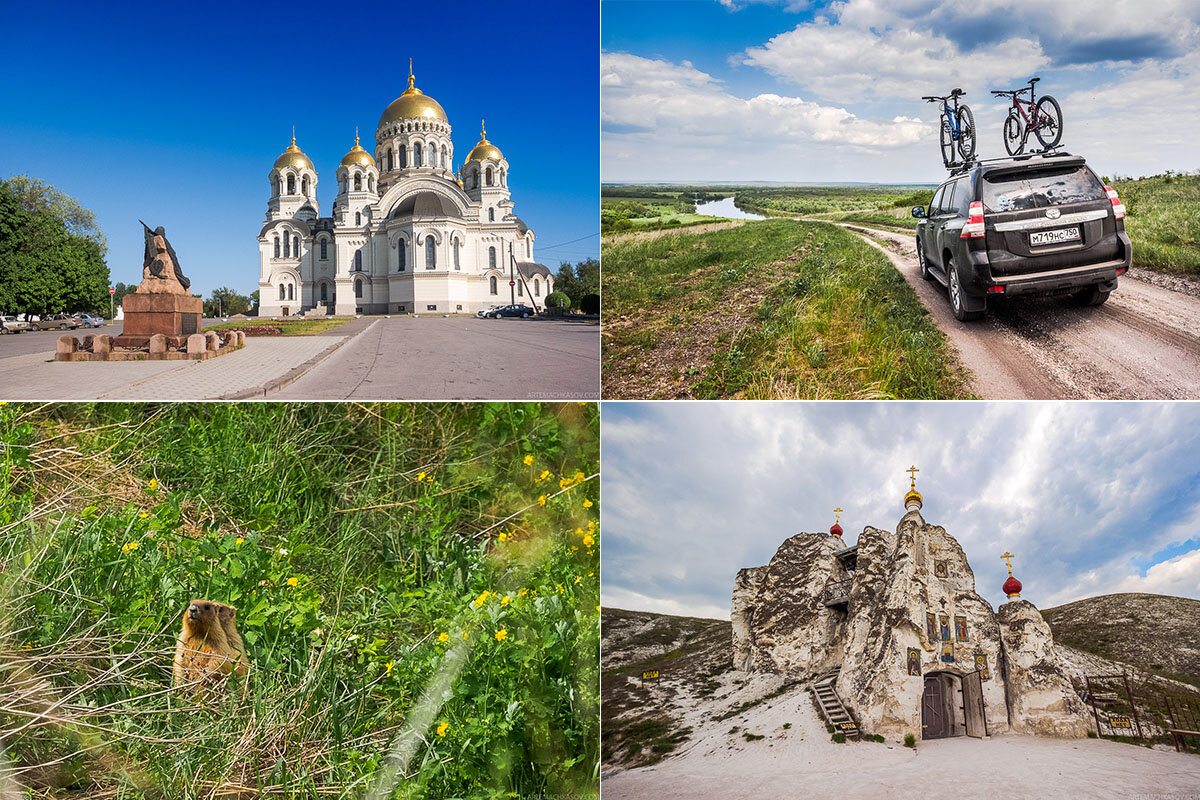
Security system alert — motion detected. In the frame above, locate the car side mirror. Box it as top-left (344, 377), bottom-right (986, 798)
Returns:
top-left (911, 206), bottom-right (926, 219)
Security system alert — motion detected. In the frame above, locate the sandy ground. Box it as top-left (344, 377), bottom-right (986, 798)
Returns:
top-left (838, 223), bottom-right (1200, 399)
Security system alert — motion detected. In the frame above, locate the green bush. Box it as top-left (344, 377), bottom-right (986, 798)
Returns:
top-left (580, 293), bottom-right (600, 315)
top-left (831, 732), bottom-right (846, 744)
top-left (545, 291), bottom-right (571, 310)
top-left (904, 733), bottom-right (916, 748)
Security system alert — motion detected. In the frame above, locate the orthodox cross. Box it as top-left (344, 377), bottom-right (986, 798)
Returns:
top-left (834, 506), bottom-right (843, 524)
top-left (1001, 551), bottom-right (1016, 576)
top-left (906, 465), bottom-right (919, 489)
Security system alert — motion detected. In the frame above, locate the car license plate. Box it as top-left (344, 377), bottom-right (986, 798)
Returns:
top-left (1029, 226), bottom-right (1080, 247)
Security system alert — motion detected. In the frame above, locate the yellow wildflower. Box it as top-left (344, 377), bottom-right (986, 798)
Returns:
top-left (235, 537), bottom-right (245, 545)
top-left (583, 499), bottom-right (593, 508)
top-left (139, 512), bottom-right (149, 519)
top-left (146, 478), bottom-right (158, 491)
top-left (121, 541), bottom-right (139, 553)
top-left (437, 721), bottom-right (449, 737)
top-left (498, 531), bottom-right (508, 542)
top-left (501, 595), bottom-right (512, 605)
top-left (385, 661), bottom-right (394, 677)
top-left (417, 471), bottom-right (426, 482)
top-left (596, 605), bottom-right (601, 613)
top-left (537, 495), bottom-right (547, 507)
top-left (537, 469), bottom-right (550, 482)
top-left (559, 477), bottom-right (571, 489)
top-left (575, 528), bottom-right (584, 537)
top-left (523, 454), bottom-right (534, 466)
top-left (583, 534), bottom-right (594, 548)
top-left (473, 590), bottom-right (490, 607)
top-left (575, 576), bottom-right (582, 584)
top-left (287, 577), bottom-right (299, 587)
top-left (588, 520), bottom-right (596, 533)
top-left (438, 632), bottom-right (449, 643)
top-left (462, 630), bottom-right (470, 640)
top-left (495, 628), bottom-right (508, 642)
top-left (574, 471), bottom-right (585, 483)
top-left (519, 588), bottom-right (529, 597)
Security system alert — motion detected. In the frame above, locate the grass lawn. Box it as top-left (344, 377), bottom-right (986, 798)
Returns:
top-left (204, 317), bottom-right (350, 335)
top-left (602, 219), bottom-right (972, 399)
top-left (830, 209), bottom-right (920, 230)
top-left (1112, 174), bottom-right (1200, 275)
top-left (0, 402), bottom-right (599, 798)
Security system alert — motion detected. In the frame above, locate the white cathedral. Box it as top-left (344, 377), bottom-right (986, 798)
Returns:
top-left (256, 64), bottom-right (553, 317)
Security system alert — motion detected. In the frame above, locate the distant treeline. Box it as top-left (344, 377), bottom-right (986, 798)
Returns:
top-left (734, 186), bottom-right (935, 216)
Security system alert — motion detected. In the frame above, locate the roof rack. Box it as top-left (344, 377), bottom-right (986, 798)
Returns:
top-left (944, 148), bottom-right (1077, 176)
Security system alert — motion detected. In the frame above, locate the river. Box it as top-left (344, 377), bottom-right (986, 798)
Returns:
top-left (693, 196), bottom-right (766, 220)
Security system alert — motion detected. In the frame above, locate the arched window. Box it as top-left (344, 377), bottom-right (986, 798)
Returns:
top-left (354, 279), bottom-right (363, 298)
top-left (354, 174), bottom-right (362, 191)
top-left (471, 168), bottom-right (479, 189)
top-left (287, 175), bottom-right (295, 194)
top-left (425, 237), bottom-right (436, 269)
top-left (534, 278), bottom-right (540, 296)
top-left (368, 175), bottom-right (374, 192)
top-left (302, 176), bottom-right (309, 195)
top-left (287, 284), bottom-right (294, 301)
top-left (387, 150), bottom-right (393, 171)
top-left (355, 211), bottom-right (361, 226)
top-left (274, 237), bottom-right (280, 258)
top-left (284, 235), bottom-right (290, 258)
top-left (271, 175), bottom-right (279, 196)
top-left (489, 276), bottom-right (498, 295)
top-left (488, 208), bottom-right (495, 222)
top-left (320, 239), bottom-right (327, 260)
top-left (488, 246), bottom-right (497, 270)
top-left (354, 250), bottom-right (362, 271)
top-left (293, 236), bottom-right (299, 257)
top-left (399, 144), bottom-right (407, 168)
top-left (398, 239), bottom-right (406, 271)
top-left (486, 167), bottom-right (493, 186)
top-left (320, 283), bottom-right (328, 302)
top-left (278, 284), bottom-right (285, 300)
top-left (441, 146), bottom-right (447, 168)
top-left (453, 239), bottom-right (460, 269)
top-left (414, 142), bottom-right (422, 167)
top-left (500, 169), bottom-right (506, 186)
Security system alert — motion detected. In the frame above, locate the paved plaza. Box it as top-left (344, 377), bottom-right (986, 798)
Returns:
top-left (0, 316), bottom-right (599, 401)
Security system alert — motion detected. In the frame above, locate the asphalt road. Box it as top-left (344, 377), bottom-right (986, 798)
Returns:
top-left (842, 224), bottom-right (1200, 399)
top-left (275, 316), bottom-right (600, 400)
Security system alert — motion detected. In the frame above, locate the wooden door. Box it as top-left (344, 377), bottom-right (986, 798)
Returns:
top-left (922, 676), bottom-right (946, 739)
top-left (963, 670), bottom-right (987, 738)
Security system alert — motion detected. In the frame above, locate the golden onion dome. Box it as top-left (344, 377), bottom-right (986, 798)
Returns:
top-left (904, 488), bottom-right (923, 508)
top-left (378, 62), bottom-right (447, 127)
top-left (341, 133), bottom-right (376, 169)
top-left (274, 136), bottom-right (313, 171)
top-left (465, 120), bottom-right (504, 163)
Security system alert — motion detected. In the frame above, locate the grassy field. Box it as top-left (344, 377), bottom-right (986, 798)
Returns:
top-left (1111, 173), bottom-right (1200, 275)
top-left (204, 318), bottom-right (350, 335)
top-left (734, 186), bottom-right (933, 217)
top-left (601, 186), bottom-right (724, 232)
top-left (601, 219), bottom-right (971, 399)
top-left (0, 402), bottom-right (598, 799)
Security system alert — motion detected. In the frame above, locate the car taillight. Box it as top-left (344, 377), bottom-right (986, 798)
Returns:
top-left (961, 201), bottom-right (985, 239)
top-left (986, 285), bottom-right (1005, 293)
top-left (1105, 185), bottom-right (1126, 220)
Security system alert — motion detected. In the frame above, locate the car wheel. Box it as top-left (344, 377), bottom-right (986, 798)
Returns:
top-left (1072, 284), bottom-right (1110, 307)
top-left (916, 240), bottom-right (932, 281)
top-left (948, 259), bottom-right (984, 321)
top-left (522, 312), bottom-right (531, 318)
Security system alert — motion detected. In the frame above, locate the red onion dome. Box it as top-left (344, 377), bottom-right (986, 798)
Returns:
top-left (830, 522), bottom-right (843, 537)
top-left (1003, 575), bottom-right (1022, 598)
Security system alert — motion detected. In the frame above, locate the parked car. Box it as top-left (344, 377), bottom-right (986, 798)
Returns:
top-left (73, 313), bottom-right (105, 328)
top-left (486, 304), bottom-right (535, 319)
top-left (1, 315), bottom-right (30, 334)
top-left (912, 152), bottom-right (1130, 321)
top-left (476, 305), bottom-right (503, 318)
top-left (31, 313), bottom-right (81, 330)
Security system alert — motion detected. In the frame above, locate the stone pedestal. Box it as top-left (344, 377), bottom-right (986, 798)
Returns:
top-left (119, 292), bottom-right (202, 345)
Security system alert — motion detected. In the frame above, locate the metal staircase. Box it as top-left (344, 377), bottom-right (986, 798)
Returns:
top-left (813, 669), bottom-right (860, 740)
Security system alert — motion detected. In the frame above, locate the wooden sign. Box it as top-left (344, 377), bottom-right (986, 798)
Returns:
top-left (642, 670), bottom-right (660, 681)
top-left (1109, 715), bottom-right (1133, 729)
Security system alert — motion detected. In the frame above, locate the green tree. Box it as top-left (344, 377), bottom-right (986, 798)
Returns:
top-left (0, 178), bottom-right (110, 315)
top-left (249, 289), bottom-right (260, 316)
top-left (203, 286), bottom-right (251, 317)
top-left (553, 258), bottom-right (599, 308)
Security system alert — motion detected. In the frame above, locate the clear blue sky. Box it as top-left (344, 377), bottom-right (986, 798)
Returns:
top-left (603, 401), bottom-right (1200, 620)
top-left (0, 0), bottom-right (599, 298)
top-left (603, 0), bottom-right (1200, 183)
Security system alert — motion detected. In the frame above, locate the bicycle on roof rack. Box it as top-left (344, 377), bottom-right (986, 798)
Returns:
top-left (922, 88), bottom-right (975, 168)
top-left (991, 77), bottom-right (1063, 156)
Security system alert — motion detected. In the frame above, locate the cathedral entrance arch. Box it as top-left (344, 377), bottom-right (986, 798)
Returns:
top-left (922, 670), bottom-right (987, 740)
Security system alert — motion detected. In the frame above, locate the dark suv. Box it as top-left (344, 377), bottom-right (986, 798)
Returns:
top-left (912, 153), bottom-right (1131, 320)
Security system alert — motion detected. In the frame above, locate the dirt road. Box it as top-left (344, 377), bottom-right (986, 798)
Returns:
top-left (839, 224), bottom-right (1200, 399)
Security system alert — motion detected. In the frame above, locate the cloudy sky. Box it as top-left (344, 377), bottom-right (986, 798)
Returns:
top-left (602, 0), bottom-right (1200, 183)
top-left (602, 402), bottom-right (1200, 620)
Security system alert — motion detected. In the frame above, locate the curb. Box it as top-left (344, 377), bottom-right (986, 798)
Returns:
top-left (220, 321), bottom-right (378, 400)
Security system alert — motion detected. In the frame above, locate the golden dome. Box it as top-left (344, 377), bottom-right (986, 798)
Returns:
top-left (378, 62), bottom-right (447, 127)
top-left (465, 120), bottom-right (504, 163)
top-left (904, 488), bottom-right (923, 508)
top-left (341, 133), bottom-right (376, 168)
top-left (903, 465), bottom-right (922, 509)
top-left (274, 136), bottom-right (313, 172)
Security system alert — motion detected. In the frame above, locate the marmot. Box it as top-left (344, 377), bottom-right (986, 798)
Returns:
top-left (172, 599), bottom-right (236, 691)
top-left (214, 602), bottom-right (250, 677)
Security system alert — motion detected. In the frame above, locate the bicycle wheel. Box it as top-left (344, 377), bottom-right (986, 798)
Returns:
top-left (1034, 95), bottom-right (1063, 149)
top-left (956, 105), bottom-right (976, 161)
top-left (1003, 108), bottom-right (1026, 156)
top-left (940, 114), bottom-right (955, 167)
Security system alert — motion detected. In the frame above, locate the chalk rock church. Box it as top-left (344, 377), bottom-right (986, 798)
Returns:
top-left (257, 63), bottom-right (552, 317)
top-left (732, 468), bottom-right (1091, 741)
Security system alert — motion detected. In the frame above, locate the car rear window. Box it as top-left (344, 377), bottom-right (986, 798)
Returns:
top-left (981, 165), bottom-right (1106, 212)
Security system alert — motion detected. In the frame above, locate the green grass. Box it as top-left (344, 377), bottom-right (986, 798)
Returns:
top-left (0, 402), bottom-right (599, 799)
top-left (832, 210), bottom-right (920, 231)
top-left (204, 318), bottom-right (351, 335)
top-left (1110, 174), bottom-right (1200, 275)
top-left (602, 219), bottom-right (972, 399)
top-left (734, 186), bottom-right (934, 217)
